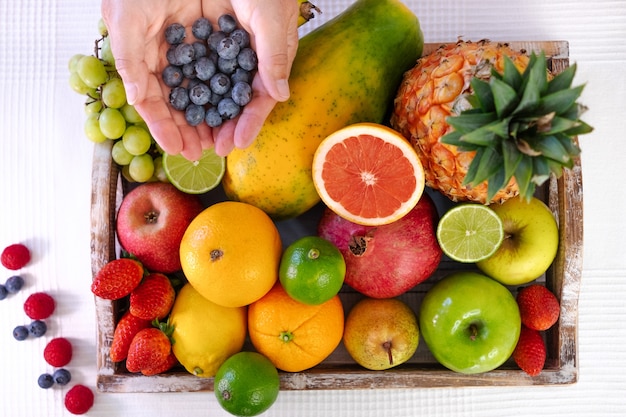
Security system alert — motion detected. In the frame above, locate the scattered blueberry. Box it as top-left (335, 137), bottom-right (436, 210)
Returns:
top-left (217, 97), bottom-right (241, 120)
top-left (38, 373), bottom-right (55, 389)
top-left (164, 23), bottom-right (186, 45)
top-left (218, 14), bottom-right (237, 34)
top-left (192, 41), bottom-right (208, 59)
top-left (209, 73), bottom-right (231, 95)
top-left (217, 57), bottom-right (238, 75)
top-left (28, 320), bottom-right (47, 338)
top-left (237, 48), bottom-right (258, 71)
top-left (208, 31), bottom-right (227, 52)
top-left (231, 81), bottom-right (252, 106)
top-left (189, 83), bottom-right (212, 106)
top-left (217, 37), bottom-right (240, 60)
top-left (192, 17), bottom-right (212, 40)
top-left (173, 43), bottom-right (195, 66)
top-left (166, 44), bottom-right (179, 65)
top-left (169, 86), bottom-right (190, 111)
top-left (13, 325), bottom-right (29, 341)
top-left (182, 62), bottom-right (197, 79)
top-left (5, 275), bottom-right (24, 293)
top-left (230, 28), bottom-right (250, 48)
top-left (53, 368), bottom-right (72, 386)
top-left (195, 56), bottom-right (216, 81)
top-left (208, 91), bottom-right (223, 106)
top-left (185, 104), bottom-right (206, 126)
top-left (162, 65), bottom-right (184, 88)
top-left (231, 68), bottom-right (252, 85)
top-left (205, 107), bottom-right (223, 127)
top-left (0, 284), bottom-right (7, 300)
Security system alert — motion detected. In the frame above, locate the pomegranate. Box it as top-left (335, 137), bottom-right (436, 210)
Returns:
top-left (318, 193), bottom-right (442, 298)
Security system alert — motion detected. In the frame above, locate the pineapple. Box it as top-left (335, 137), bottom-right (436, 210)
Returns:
top-left (390, 40), bottom-right (592, 204)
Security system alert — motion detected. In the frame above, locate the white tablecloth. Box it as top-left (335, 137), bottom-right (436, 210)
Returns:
top-left (1, 0), bottom-right (625, 416)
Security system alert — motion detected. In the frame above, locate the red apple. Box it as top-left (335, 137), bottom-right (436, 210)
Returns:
top-left (318, 193), bottom-right (442, 298)
top-left (116, 182), bottom-right (204, 273)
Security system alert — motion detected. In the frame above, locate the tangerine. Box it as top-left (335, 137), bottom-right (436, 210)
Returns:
top-left (312, 122), bottom-right (425, 226)
top-left (179, 201), bottom-right (282, 308)
top-left (248, 283), bottom-right (344, 372)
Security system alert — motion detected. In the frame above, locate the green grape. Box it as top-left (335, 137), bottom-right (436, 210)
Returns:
top-left (111, 139), bottom-right (134, 165)
top-left (84, 114), bottom-right (108, 143)
top-left (100, 36), bottom-right (115, 66)
top-left (85, 97), bottom-right (103, 115)
top-left (69, 71), bottom-right (96, 95)
top-left (99, 107), bottom-right (126, 139)
top-left (121, 103), bottom-right (143, 124)
top-left (101, 77), bottom-right (127, 109)
top-left (68, 53), bottom-right (86, 73)
top-left (122, 125), bottom-right (152, 155)
top-left (98, 18), bottom-right (108, 37)
top-left (152, 156), bottom-right (170, 182)
top-left (76, 55), bottom-right (108, 89)
top-left (129, 154), bottom-right (155, 182)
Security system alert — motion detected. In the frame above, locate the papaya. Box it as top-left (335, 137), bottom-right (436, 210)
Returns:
top-left (223, 0), bottom-right (424, 220)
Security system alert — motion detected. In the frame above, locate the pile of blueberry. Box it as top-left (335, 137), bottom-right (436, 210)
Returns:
top-left (163, 15), bottom-right (259, 127)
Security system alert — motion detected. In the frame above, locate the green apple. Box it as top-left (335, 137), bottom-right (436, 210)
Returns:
top-left (419, 271), bottom-right (521, 374)
top-left (476, 196), bottom-right (559, 286)
top-left (343, 297), bottom-right (419, 370)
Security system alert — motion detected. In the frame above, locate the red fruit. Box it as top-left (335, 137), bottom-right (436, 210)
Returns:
top-left (44, 337), bottom-right (73, 367)
top-left (141, 351), bottom-right (178, 376)
top-left (129, 273), bottom-right (176, 320)
top-left (91, 258), bottom-right (145, 300)
top-left (23, 292), bottom-right (56, 319)
top-left (513, 326), bottom-right (546, 376)
top-left (516, 284), bottom-right (560, 331)
top-left (126, 326), bottom-right (173, 375)
top-left (110, 310), bottom-right (152, 362)
top-left (318, 193), bottom-right (442, 298)
top-left (64, 384), bottom-right (94, 415)
top-left (1, 243), bottom-right (31, 270)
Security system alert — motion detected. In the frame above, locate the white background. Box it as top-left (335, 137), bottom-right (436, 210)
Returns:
top-left (1, 0), bottom-right (625, 416)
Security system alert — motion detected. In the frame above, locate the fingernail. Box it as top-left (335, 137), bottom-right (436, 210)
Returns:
top-left (276, 79), bottom-right (290, 101)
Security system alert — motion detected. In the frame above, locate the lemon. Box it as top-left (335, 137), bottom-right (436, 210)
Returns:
top-left (279, 236), bottom-right (346, 305)
top-left (162, 148), bottom-right (225, 194)
top-left (168, 283), bottom-right (247, 378)
top-left (436, 203), bottom-right (504, 263)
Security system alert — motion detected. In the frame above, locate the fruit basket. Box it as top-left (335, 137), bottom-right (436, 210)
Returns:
top-left (91, 41), bottom-right (581, 392)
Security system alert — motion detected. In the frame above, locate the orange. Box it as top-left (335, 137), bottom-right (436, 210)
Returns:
top-left (278, 236), bottom-right (346, 305)
top-left (179, 201), bottom-right (282, 308)
top-left (248, 283), bottom-right (344, 372)
top-left (312, 122), bottom-right (425, 226)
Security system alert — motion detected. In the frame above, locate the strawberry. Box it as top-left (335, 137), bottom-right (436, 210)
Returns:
top-left (64, 384), bottom-right (94, 415)
top-left (1, 243), bottom-right (31, 270)
top-left (23, 292), bottom-right (56, 320)
top-left (513, 325), bottom-right (546, 376)
top-left (126, 321), bottom-right (174, 375)
top-left (110, 310), bottom-right (152, 362)
top-left (129, 273), bottom-right (175, 320)
top-left (141, 351), bottom-right (179, 376)
top-left (516, 284), bottom-right (560, 331)
top-left (44, 337), bottom-right (73, 367)
top-left (91, 258), bottom-right (145, 300)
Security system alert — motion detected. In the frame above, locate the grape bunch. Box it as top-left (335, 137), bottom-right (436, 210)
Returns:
top-left (162, 15), bottom-right (258, 127)
top-left (68, 19), bottom-right (166, 184)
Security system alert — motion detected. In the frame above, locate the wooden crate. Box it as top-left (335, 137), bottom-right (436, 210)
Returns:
top-left (91, 41), bottom-right (580, 392)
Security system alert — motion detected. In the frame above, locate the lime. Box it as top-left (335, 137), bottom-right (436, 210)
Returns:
top-left (214, 351), bottom-right (280, 417)
top-left (436, 203), bottom-right (504, 263)
top-left (279, 236), bottom-right (346, 305)
top-left (162, 148), bottom-right (225, 194)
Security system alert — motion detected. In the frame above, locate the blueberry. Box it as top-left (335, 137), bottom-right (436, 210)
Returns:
top-left (185, 104), bottom-right (206, 126)
top-left (218, 14), bottom-right (237, 34)
top-left (166, 44), bottom-right (179, 65)
top-left (230, 28), bottom-right (250, 48)
top-left (38, 373), bottom-right (54, 389)
top-left (189, 82), bottom-right (212, 106)
top-left (205, 107), bottom-right (223, 127)
top-left (217, 97), bottom-right (241, 120)
top-left (237, 48), bottom-right (258, 71)
top-left (231, 68), bottom-right (252, 85)
top-left (217, 37), bottom-right (240, 60)
top-left (195, 56), bottom-right (216, 81)
top-left (13, 325), bottom-right (29, 341)
top-left (217, 57), bottom-right (238, 75)
top-left (208, 31), bottom-right (227, 52)
top-left (162, 65), bottom-right (184, 88)
top-left (192, 41), bottom-right (208, 59)
top-left (209, 73), bottom-right (231, 95)
top-left (164, 23), bottom-right (186, 45)
top-left (169, 86), bottom-right (190, 111)
top-left (53, 368), bottom-right (72, 386)
top-left (5, 275), bottom-right (24, 293)
top-left (0, 284), bottom-right (7, 300)
top-left (182, 62), bottom-right (197, 79)
top-left (231, 81), bottom-right (252, 106)
top-left (208, 91), bottom-right (223, 106)
top-left (174, 43), bottom-right (195, 66)
top-left (192, 17), bottom-right (212, 40)
top-left (28, 320), bottom-right (47, 337)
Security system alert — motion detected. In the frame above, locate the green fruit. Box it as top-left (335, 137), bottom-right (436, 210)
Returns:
top-left (223, 0), bottom-right (424, 220)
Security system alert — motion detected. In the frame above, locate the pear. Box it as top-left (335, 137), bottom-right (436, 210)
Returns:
top-left (343, 297), bottom-right (419, 370)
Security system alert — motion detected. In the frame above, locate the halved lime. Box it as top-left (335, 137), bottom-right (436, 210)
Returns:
top-left (162, 148), bottom-right (225, 194)
top-left (436, 203), bottom-right (504, 263)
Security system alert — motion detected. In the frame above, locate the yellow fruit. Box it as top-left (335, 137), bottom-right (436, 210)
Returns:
top-left (179, 201), bottom-right (282, 308)
top-left (169, 283), bottom-right (247, 378)
top-left (222, 0), bottom-right (424, 220)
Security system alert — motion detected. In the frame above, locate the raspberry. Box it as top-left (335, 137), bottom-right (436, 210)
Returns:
top-left (43, 337), bottom-right (73, 367)
top-left (1, 243), bottom-right (31, 270)
top-left (516, 284), bottom-right (560, 331)
top-left (64, 384), bottom-right (94, 415)
top-left (23, 292), bottom-right (56, 320)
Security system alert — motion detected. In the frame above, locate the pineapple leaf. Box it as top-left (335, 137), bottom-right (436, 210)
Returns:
top-left (502, 139), bottom-right (523, 183)
top-left (470, 78), bottom-right (495, 112)
top-left (514, 155), bottom-right (535, 201)
top-left (532, 134), bottom-right (572, 164)
top-left (490, 77), bottom-right (519, 117)
top-left (543, 116), bottom-right (583, 135)
top-left (564, 119), bottom-right (594, 136)
top-left (555, 133), bottom-right (582, 157)
top-left (502, 55), bottom-right (523, 91)
top-left (486, 167), bottom-right (508, 203)
top-left (465, 146), bottom-right (503, 186)
top-left (445, 112), bottom-right (497, 134)
top-left (538, 84), bottom-right (585, 116)
top-left (547, 63), bottom-right (576, 94)
top-left (513, 52), bottom-right (548, 116)
top-left (531, 157), bottom-right (551, 187)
